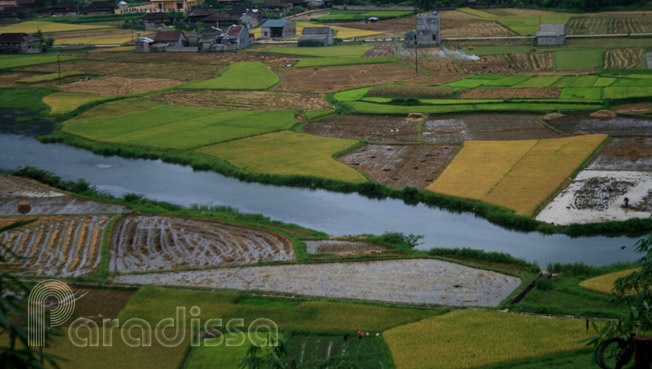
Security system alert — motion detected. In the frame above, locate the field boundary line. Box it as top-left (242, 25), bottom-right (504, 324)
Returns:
top-left (483, 139), bottom-right (540, 198)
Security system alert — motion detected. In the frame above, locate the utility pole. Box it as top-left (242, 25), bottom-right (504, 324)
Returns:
top-left (415, 29), bottom-right (418, 74)
top-left (57, 54), bottom-right (61, 84)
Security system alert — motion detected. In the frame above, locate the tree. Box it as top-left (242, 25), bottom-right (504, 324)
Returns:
top-left (586, 233), bottom-right (652, 366)
top-left (0, 221), bottom-right (62, 369)
top-left (238, 338), bottom-right (297, 369)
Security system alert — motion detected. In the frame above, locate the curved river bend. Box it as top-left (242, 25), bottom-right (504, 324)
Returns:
top-left (0, 113), bottom-right (642, 266)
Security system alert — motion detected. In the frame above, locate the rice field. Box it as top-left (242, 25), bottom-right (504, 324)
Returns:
top-left (0, 20), bottom-right (111, 33)
top-left (579, 268), bottom-right (639, 294)
top-left (184, 61), bottom-right (280, 90)
top-left (17, 72), bottom-right (85, 84)
top-left (428, 135), bottom-right (608, 215)
top-left (196, 131), bottom-right (366, 183)
top-left (0, 216), bottom-right (111, 277)
top-left (0, 54), bottom-right (80, 69)
top-left (384, 310), bottom-right (589, 369)
top-left (42, 91), bottom-right (107, 114)
top-left (248, 45), bottom-right (373, 57)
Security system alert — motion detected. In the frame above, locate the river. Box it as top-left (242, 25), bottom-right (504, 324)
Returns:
top-left (0, 112), bottom-right (642, 266)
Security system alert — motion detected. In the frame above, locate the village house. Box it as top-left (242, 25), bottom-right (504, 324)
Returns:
top-left (142, 12), bottom-right (174, 30)
top-left (154, 30), bottom-right (186, 47)
top-left (238, 11), bottom-right (259, 29)
top-left (149, 0), bottom-right (201, 12)
top-left (403, 30), bottom-right (416, 47)
top-left (536, 24), bottom-right (566, 46)
top-left (298, 26), bottom-right (333, 47)
top-left (116, 0), bottom-right (128, 9)
top-left (416, 10), bottom-right (440, 46)
top-left (0, 33), bottom-right (42, 53)
top-left (225, 24), bottom-right (250, 48)
top-left (86, 1), bottom-right (116, 14)
top-left (199, 12), bottom-right (239, 28)
top-left (51, 1), bottom-right (80, 16)
top-left (186, 7), bottom-right (214, 23)
top-left (137, 30), bottom-right (195, 52)
top-left (260, 19), bottom-right (295, 39)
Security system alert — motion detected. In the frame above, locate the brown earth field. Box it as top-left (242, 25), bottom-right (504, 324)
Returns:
top-left (459, 54), bottom-right (511, 74)
top-left (604, 48), bottom-right (644, 70)
top-left (422, 114), bottom-right (563, 142)
top-left (612, 102), bottom-right (652, 114)
top-left (58, 76), bottom-right (182, 96)
top-left (154, 90), bottom-right (329, 110)
top-left (109, 215), bottom-right (295, 273)
top-left (339, 144), bottom-right (460, 189)
top-left (0, 215), bottom-right (111, 277)
top-left (441, 21), bottom-right (513, 38)
top-left (459, 87), bottom-right (561, 99)
top-left (588, 137), bottom-right (652, 171)
top-left (68, 287), bottom-right (137, 325)
top-left (20, 60), bottom-right (222, 80)
top-left (303, 115), bottom-right (419, 142)
top-left (399, 74), bottom-right (466, 85)
top-left (403, 58), bottom-right (460, 75)
top-left (505, 52), bottom-right (555, 72)
top-left (272, 63), bottom-right (422, 92)
top-left (365, 43), bottom-right (396, 57)
top-left (547, 116), bottom-right (652, 136)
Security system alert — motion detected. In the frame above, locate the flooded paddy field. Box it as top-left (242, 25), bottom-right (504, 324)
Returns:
top-left (547, 116), bottom-right (652, 135)
top-left (537, 170), bottom-right (652, 224)
top-left (115, 259), bottom-right (521, 307)
top-left (422, 114), bottom-right (562, 142)
top-left (110, 215), bottom-right (294, 273)
top-left (588, 137), bottom-right (652, 170)
top-left (303, 115), bottom-right (419, 142)
top-left (339, 144), bottom-right (460, 189)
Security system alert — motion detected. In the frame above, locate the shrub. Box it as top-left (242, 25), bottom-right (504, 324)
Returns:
top-left (367, 85), bottom-right (455, 99)
top-left (381, 231), bottom-right (424, 249)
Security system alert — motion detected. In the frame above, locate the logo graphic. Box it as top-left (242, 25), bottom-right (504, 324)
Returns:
top-left (28, 280), bottom-right (75, 346)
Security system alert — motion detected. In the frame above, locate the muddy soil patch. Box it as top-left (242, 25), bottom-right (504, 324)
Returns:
top-left (547, 116), bottom-right (652, 136)
top-left (154, 90), bottom-right (329, 110)
top-left (59, 76), bottom-right (182, 96)
top-left (365, 43), bottom-right (396, 57)
top-left (115, 259), bottom-right (521, 307)
top-left (339, 144), bottom-right (460, 189)
top-left (0, 215), bottom-right (111, 276)
top-left (459, 87), bottom-right (561, 99)
top-left (109, 215), bottom-right (294, 273)
top-left (20, 60), bottom-right (222, 81)
top-left (305, 240), bottom-right (390, 254)
top-left (303, 115), bottom-right (418, 142)
top-left (589, 137), bottom-right (652, 170)
top-left (536, 170), bottom-right (652, 224)
top-left (422, 114), bottom-right (563, 142)
top-left (399, 74), bottom-right (466, 85)
top-left (70, 288), bottom-right (136, 325)
top-left (272, 64), bottom-right (421, 93)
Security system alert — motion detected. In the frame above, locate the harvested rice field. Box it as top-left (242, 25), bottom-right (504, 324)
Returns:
top-left (536, 170), bottom-right (652, 224)
top-left (272, 64), bottom-right (421, 93)
top-left (588, 137), bottom-right (652, 171)
top-left (505, 52), bottom-right (555, 72)
top-left (109, 215), bottom-right (294, 273)
top-left (305, 240), bottom-right (390, 254)
top-left (547, 115), bottom-right (652, 135)
top-left (604, 48), bottom-right (645, 70)
top-left (422, 114), bottom-right (563, 142)
top-left (339, 144), bottom-right (460, 189)
top-left (20, 60), bottom-right (222, 81)
top-left (154, 90), bottom-right (329, 111)
top-left (115, 259), bottom-right (521, 306)
top-left (441, 21), bottom-right (513, 38)
top-left (459, 54), bottom-right (511, 74)
top-left (0, 175), bottom-right (129, 215)
top-left (404, 58), bottom-right (460, 75)
top-left (302, 115), bottom-right (419, 142)
top-left (459, 87), bottom-right (560, 99)
top-left (58, 76), bottom-right (183, 96)
top-left (0, 215), bottom-right (111, 276)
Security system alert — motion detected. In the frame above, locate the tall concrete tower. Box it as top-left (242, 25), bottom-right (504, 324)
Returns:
top-left (417, 10), bottom-right (440, 46)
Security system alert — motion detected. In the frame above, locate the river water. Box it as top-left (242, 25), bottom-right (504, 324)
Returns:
top-left (0, 112), bottom-right (642, 266)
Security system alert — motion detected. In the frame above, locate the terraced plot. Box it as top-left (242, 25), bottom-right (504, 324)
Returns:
top-left (604, 48), bottom-right (645, 70)
top-left (547, 115), bottom-right (652, 135)
top-left (110, 216), bottom-right (293, 273)
top-left (154, 90), bottom-right (329, 111)
top-left (339, 144), bottom-right (460, 189)
top-left (305, 240), bottom-right (390, 254)
top-left (422, 114), bottom-right (563, 142)
top-left (588, 137), bottom-right (652, 171)
top-left (302, 115), bottom-right (418, 142)
top-left (0, 216), bottom-right (110, 277)
top-left (58, 76), bottom-right (183, 96)
top-left (115, 259), bottom-right (521, 306)
top-left (505, 52), bottom-right (555, 72)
